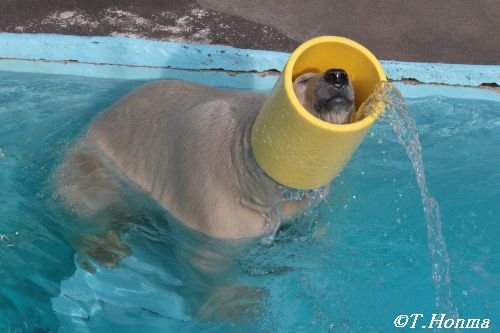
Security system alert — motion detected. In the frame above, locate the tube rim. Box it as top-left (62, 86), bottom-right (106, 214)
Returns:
top-left (283, 36), bottom-right (387, 133)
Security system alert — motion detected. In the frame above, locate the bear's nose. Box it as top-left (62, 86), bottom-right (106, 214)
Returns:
top-left (324, 69), bottom-right (349, 88)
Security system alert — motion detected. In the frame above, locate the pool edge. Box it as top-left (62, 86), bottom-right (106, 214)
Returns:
top-left (0, 33), bottom-right (499, 100)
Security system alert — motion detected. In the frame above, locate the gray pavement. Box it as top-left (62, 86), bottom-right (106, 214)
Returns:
top-left (0, 0), bottom-right (499, 65)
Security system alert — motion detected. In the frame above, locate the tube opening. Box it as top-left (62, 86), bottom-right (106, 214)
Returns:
top-left (284, 36), bottom-right (387, 129)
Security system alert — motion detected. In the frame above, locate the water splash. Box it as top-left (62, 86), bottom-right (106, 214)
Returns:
top-left (359, 83), bottom-right (458, 320)
top-left (0, 232), bottom-right (16, 248)
top-left (261, 207), bottom-right (283, 245)
top-left (261, 187), bottom-right (327, 245)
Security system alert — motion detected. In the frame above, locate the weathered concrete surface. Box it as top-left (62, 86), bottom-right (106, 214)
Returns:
top-left (0, 0), bottom-right (498, 64)
top-left (0, 0), bottom-right (297, 52)
top-left (198, 0), bottom-right (500, 64)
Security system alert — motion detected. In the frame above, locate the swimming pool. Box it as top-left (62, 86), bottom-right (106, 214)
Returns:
top-left (0, 70), bottom-right (498, 332)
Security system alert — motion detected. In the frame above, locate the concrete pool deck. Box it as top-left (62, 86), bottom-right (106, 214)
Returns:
top-left (0, 0), bottom-right (499, 65)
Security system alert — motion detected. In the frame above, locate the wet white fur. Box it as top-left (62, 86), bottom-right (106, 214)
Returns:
top-left (57, 80), bottom-right (324, 239)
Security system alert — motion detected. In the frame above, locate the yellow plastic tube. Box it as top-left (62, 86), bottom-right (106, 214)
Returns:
top-left (251, 36), bottom-right (387, 189)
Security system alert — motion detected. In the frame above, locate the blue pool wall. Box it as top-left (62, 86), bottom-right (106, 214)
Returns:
top-left (0, 32), bottom-right (498, 102)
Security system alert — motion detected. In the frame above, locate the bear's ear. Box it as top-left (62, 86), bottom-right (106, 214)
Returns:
top-left (293, 72), bottom-right (316, 85)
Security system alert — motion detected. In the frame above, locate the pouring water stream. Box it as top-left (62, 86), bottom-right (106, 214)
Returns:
top-left (358, 83), bottom-right (458, 323)
top-left (262, 82), bottom-right (458, 329)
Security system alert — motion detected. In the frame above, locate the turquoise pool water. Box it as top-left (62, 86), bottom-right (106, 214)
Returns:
top-left (0, 71), bottom-right (498, 332)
